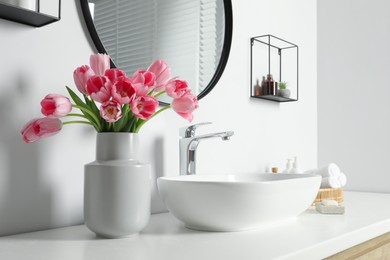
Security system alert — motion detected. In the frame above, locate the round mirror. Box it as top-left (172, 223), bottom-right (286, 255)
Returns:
top-left (80, 0), bottom-right (232, 105)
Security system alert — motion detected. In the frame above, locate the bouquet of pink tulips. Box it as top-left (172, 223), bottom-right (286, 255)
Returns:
top-left (21, 54), bottom-right (199, 143)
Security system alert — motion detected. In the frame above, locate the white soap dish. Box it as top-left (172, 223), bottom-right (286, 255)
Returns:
top-left (315, 200), bottom-right (345, 214)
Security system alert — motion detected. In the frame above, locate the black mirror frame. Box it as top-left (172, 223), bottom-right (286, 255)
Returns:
top-left (80, 0), bottom-right (232, 106)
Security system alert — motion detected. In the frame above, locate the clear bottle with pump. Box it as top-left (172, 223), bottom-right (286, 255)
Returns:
top-left (290, 156), bottom-right (301, 173)
top-left (282, 159), bottom-right (293, 173)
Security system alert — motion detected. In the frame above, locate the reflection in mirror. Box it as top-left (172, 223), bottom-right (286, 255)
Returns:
top-left (82, 0), bottom-right (232, 104)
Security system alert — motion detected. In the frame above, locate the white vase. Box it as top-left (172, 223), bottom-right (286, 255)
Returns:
top-left (84, 133), bottom-right (151, 238)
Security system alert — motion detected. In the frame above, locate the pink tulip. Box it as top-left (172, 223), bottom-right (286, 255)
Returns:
top-left (73, 65), bottom-right (95, 94)
top-left (131, 70), bottom-right (156, 96)
top-left (90, 53), bottom-right (110, 76)
top-left (21, 117), bottom-right (62, 143)
top-left (40, 94), bottom-right (72, 118)
top-left (111, 76), bottom-right (136, 104)
top-left (100, 100), bottom-right (122, 123)
top-left (166, 79), bottom-right (190, 99)
top-left (171, 93), bottom-right (198, 122)
top-left (132, 70), bottom-right (156, 88)
top-left (105, 68), bottom-right (126, 83)
top-left (147, 60), bottom-right (171, 92)
top-left (86, 75), bottom-right (112, 103)
top-left (131, 96), bottom-right (159, 120)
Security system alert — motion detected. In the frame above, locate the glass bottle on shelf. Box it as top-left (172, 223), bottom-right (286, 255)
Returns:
top-left (254, 78), bottom-right (262, 96)
top-left (268, 74), bottom-right (278, 95)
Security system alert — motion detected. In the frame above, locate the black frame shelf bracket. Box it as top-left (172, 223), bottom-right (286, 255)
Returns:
top-left (250, 34), bottom-right (299, 103)
top-left (0, 0), bottom-right (61, 27)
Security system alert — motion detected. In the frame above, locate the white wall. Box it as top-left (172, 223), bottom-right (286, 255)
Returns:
top-left (0, 0), bottom-right (317, 236)
top-left (0, 1), bottom-right (95, 236)
top-left (318, 0), bottom-right (390, 192)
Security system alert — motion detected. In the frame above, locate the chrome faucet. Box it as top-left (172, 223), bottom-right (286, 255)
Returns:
top-left (179, 122), bottom-right (234, 175)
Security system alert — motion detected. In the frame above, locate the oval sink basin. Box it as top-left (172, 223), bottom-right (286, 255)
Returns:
top-left (157, 173), bottom-right (321, 232)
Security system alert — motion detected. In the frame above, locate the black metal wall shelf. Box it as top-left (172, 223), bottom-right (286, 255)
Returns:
top-left (250, 34), bottom-right (299, 103)
top-left (253, 94), bottom-right (296, 102)
top-left (0, 1), bottom-right (61, 27)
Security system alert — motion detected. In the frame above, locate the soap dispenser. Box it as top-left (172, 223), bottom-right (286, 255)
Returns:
top-left (282, 159), bottom-right (293, 173)
top-left (290, 156), bottom-right (302, 173)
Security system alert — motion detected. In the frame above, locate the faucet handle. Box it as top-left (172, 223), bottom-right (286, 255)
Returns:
top-left (179, 122), bottom-right (212, 138)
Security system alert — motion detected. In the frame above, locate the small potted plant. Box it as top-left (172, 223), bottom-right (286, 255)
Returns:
top-left (277, 81), bottom-right (290, 98)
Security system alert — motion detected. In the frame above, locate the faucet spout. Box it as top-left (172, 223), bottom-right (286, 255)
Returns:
top-left (179, 123), bottom-right (233, 176)
top-left (193, 131), bottom-right (234, 141)
top-left (189, 131), bottom-right (234, 151)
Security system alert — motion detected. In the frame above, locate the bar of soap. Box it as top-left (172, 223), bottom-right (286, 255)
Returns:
top-left (321, 199), bottom-right (339, 206)
top-left (316, 201), bottom-right (345, 214)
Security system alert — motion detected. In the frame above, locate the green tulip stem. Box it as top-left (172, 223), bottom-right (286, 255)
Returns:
top-left (63, 120), bottom-right (93, 126)
top-left (153, 91), bottom-right (166, 98)
top-left (153, 105), bottom-right (171, 118)
top-left (134, 105), bottom-right (171, 133)
top-left (72, 104), bottom-right (101, 129)
top-left (65, 113), bottom-right (88, 119)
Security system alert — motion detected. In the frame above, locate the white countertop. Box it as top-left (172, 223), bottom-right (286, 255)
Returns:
top-left (1, 191), bottom-right (390, 260)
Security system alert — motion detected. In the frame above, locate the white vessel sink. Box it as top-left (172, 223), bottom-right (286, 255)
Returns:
top-left (158, 173), bottom-right (321, 232)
